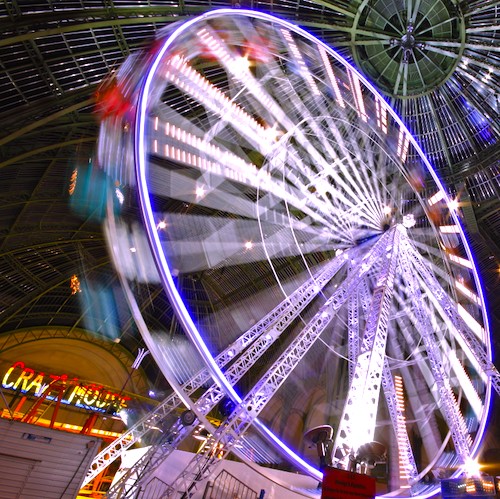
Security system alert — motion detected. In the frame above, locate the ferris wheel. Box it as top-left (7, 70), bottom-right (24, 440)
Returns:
top-left (101, 8), bottom-right (494, 499)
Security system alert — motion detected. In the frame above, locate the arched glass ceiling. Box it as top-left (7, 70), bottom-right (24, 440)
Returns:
top-left (1, 1), bottom-right (498, 176)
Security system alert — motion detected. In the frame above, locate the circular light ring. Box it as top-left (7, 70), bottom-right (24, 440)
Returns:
top-left (132, 9), bottom-right (491, 496)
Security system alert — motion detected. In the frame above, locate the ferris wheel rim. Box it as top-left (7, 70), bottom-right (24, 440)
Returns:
top-left (131, 8), bottom-right (492, 496)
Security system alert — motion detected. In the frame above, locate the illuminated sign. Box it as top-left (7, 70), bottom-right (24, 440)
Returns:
top-left (2, 361), bottom-right (130, 414)
top-left (322, 467), bottom-right (376, 499)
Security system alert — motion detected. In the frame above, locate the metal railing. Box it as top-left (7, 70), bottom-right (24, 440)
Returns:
top-left (203, 470), bottom-right (259, 499)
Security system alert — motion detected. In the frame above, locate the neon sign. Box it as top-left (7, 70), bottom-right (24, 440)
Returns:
top-left (2, 361), bottom-right (130, 414)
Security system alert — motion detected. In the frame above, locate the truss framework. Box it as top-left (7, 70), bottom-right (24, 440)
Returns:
top-left (108, 224), bottom-right (500, 498)
top-left (96, 248), bottom-right (354, 493)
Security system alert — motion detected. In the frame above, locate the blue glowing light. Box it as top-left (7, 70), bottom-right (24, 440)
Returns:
top-left (132, 8), bottom-right (492, 494)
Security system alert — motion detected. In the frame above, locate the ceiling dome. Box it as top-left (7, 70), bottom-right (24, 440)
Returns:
top-left (352, 0), bottom-right (464, 98)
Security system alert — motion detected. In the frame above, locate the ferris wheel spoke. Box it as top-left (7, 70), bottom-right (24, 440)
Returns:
top-left (281, 124), bottom-right (378, 220)
top-left (442, 340), bottom-right (484, 420)
top-left (408, 242), bottom-right (487, 344)
top-left (260, 86), bottom-right (388, 235)
top-left (147, 131), bottom-right (349, 237)
top-left (287, 146), bottom-right (385, 235)
top-left (323, 113), bottom-right (386, 203)
top-left (147, 184), bottom-right (327, 241)
top-left (262, 73), bottom-right (383, 219)
top-left (392, 247), bottom-right (484, 477)
top-left (416, 283), bottom-right (483, 398)
top-left (149, 112), bottom-right (272, 188)
top-left (413, 258), bottom-right (500, 397)
top-left (398, 236), bottom-right (473, 461)
top-left (155, 214), bottom-right (336, 272)
top-left (200, 39), bottom-right (386, 230)
top-left (335, 144), bottom-right (387, 221)
top-left (392, 288), bottom-right (480, 448)
top-left (161, 56), bottom-right (277, 156)
top-left (269, 149), bottom-right (355, 228)
top-left (408, 238), bottom-right (452, 277)
top-left (147, 127), bottom-right (341, 233)
top-left (194, 26), bottom-right (287, 121)
top-left (318, 162), bottom-right (385, 231)
top-left (300, 106), bottom-right (385, 218)
top-left (284, 168), bottom-right (382, 236)
top-left (190, 23), bottom-right (321, 152)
